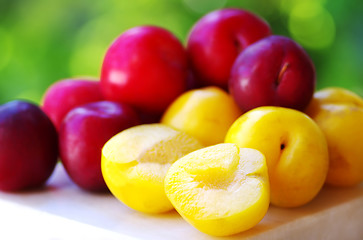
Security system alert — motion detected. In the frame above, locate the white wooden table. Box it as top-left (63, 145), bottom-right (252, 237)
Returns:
top-left (0, 163), bottom-right (362, 240)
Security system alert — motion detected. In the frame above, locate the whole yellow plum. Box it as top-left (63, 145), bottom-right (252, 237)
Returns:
top-left (225, 106), bottom-right (329, 207)
top-left (161, 86), bottom-right (242, 146)
top-left (305, 87), bottom-right (363, 187)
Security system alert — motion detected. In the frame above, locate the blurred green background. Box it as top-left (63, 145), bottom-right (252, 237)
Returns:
top-left (0, 0), bottom-right (362, 104)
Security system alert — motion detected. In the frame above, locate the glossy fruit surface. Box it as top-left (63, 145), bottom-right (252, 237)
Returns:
top-left (225, 106), bottom-right (328, 207)
top-left (101, 26), bottom-right (188, 115)
top-left (161, 86), bottom-right (242, 146)
top-left (0, 100), bottom-right (58, 191)
top-left (187, 8), bottom-right (271, 88)
top-left (42, 78), bottom-right (103, 131)
top-left (229, 35), bottom-right (315, 112)
top-left (59, 101), bottom-right (140, 191)
top-left (305, 87), bottom-right (363, 187)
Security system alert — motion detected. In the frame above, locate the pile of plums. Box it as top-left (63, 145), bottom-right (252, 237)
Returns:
top-left (0, 8), bottom-right (315, 192)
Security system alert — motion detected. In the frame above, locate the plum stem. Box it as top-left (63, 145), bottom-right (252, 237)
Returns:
top-left (276, 62), bottom-right (289, 86)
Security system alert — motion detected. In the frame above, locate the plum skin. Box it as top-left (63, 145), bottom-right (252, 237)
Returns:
top-left (58, 101), bottom-right (140, 192)
top-left (229, 35), bottom-right (316, 112)
top-left (0, 100), bottom-right (58, 192)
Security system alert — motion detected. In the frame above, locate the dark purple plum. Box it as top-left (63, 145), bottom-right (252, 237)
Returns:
top-left (0, 100), bottom-right (58, 191)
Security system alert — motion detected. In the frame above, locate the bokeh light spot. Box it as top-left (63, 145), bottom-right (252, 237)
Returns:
top-left (69, 16), bottom-right (118, 78)
top-left (288, 2), bottom-right (335, 50)
top-left (280, 0), bottom-right (327, 13)
top-left (183, 0), bottom-right (226, 14)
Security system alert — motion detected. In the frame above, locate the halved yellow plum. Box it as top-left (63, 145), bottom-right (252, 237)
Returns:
top-left (101, 123), bottom-right (203, 214)
top-left (164, 143), bottom-right (269, 236)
